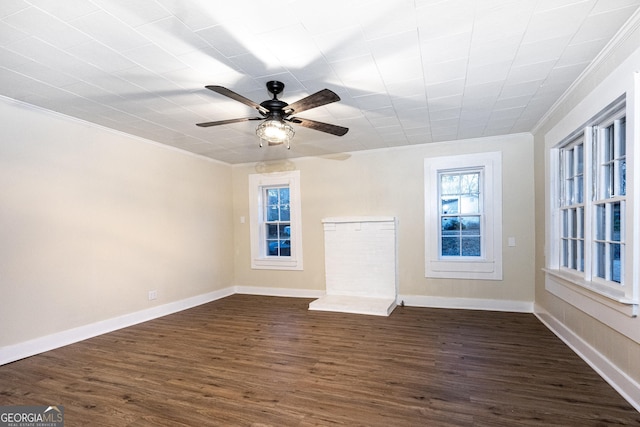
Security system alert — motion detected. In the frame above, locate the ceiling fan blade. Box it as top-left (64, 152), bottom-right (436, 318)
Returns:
top-left (284, 89), bottom-right (340, 115)
top-left (288, 117), bottom-right (349, 136)
top-left (205, 85), bottom-right (269, 115)
top-left (196, 117), bottom-right (263, 127)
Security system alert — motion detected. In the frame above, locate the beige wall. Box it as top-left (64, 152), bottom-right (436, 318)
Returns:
top-left (232, 133), bottom-right (535, 304)
top-left (533, 19), bottom-right (640, 390)
top-left (0, 98), bottom-right (234, 347)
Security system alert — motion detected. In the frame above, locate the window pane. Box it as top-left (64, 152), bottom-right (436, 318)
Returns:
top-left (267, 188), bottom-right (279, 205)
top-left (562, 210), bottom-right (568, 238)
top-left (561, 239), bottom-right (568, 268)
top-left (441, 197), bottom-right (458, 214)
top-left (566, 177), bottom-right (574, 205)
top-left (578, 240), bottom-right (584, 272)
top-left (460, 195), bottom-right (479, 213)
top-left (442, 237), bottom-right (460, 256)
top-left (441, 217), bottom-right (460, 234)
top-left (619, 160), bottom-right (626, 196)
top-left (267, 206), bottom-right (279, 221)
top-left (576, 175), bottom-right (583, 204)
top-left (267, 224), bottom-right (279, 239)
top-left (576, 144), bottom-right (583, 173)
top-left (460, 173), bottom-right (479, 194)
top-left (604, 125), bottom-right (614, 161)
top-left (280, 205), bottom-right (290, 221)
top-left (461, 216), bottom-right (480, 234)
top-left (461, 237), bottom-right (481, 256)
top-left (570, 209), bottom-right (577, 238)
top-left (595, 205), bottom-right (605, 240)
top-left (577, 208), bottom-right (584, 238)
top-left (610, 244), bottom-right (621, 283)
top-left (595, 242), bottom-right (606, 279)
top-left (441, 174), bottom-right (460, 195)
top-left (279, 188), bottom-right (290, 221)
top-left (611, 202), bottom-right (621, 241)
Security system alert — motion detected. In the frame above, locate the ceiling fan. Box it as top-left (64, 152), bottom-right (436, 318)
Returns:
top-left (196, 81), bottom-right (349, 148)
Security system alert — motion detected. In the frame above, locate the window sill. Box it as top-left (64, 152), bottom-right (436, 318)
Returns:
top-left (252, 257), bottom-right (302, 271)
top-left (544, 268), bottom-right (638, 317)
top-left (427, 260), bottom-right (502, 280)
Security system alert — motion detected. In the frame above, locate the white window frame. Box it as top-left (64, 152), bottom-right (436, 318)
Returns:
top-left (248, 170), bottom-right (303, 270)
top-left (424, 151), bottom-right (503, 280)
top-left (547, 96), bottom-right (637, 310)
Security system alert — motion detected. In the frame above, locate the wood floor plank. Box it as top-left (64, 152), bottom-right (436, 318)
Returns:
top-left (0, 294), bottom-right (638, 426)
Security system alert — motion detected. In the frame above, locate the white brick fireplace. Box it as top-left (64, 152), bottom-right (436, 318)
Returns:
top-left (309, 216), bottom-right (398, 316)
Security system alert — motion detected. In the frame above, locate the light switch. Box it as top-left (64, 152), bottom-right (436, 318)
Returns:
top-left (508, 237), bottom-right (516, 247)
top-left (240, 216), bottom-right (245, 224)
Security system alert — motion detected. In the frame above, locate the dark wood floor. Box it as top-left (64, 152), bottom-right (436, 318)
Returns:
top-left (1, 295), bottom-right (638, 426)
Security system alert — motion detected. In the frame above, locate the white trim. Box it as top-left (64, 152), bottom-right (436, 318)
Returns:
top-left (535, 305), bottom-right (640, 413)
top-left (0, 287), bottom-right (235, 365)
top-left (398, 294), bottom-right (533, 313)
top-left (424, 151), bottom-right (503, 280)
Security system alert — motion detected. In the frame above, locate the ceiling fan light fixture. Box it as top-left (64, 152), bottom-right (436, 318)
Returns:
top-left (256, 119), bottom-right (295, 148)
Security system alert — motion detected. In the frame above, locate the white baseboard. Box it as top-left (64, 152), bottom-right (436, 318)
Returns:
top-left (534, 304), bottom-right (640, 413)
top-left (0, 287), bottom-right (235, 366)
top-left (398, 294), bottom-right (534, 313)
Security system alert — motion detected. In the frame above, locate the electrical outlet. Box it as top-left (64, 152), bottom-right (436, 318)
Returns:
top-left (148, 290), bottom-right (158, 300)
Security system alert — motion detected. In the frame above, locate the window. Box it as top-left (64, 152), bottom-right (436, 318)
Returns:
top-left (424, 152), bottom-right (502, 280)
top-left (264, 186), bottom-right (291, 256)
top-left (248, 170), bottom-right (303, 270)
top-left (440, 170), bottom-right (482, 257)
top-left (549, 97), bottom-right (634, 303)
top-left (559, 136), bottom-right (585, 273)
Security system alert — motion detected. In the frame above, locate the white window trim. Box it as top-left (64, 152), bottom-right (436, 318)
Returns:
top-left (424, 151), bottom-right (503, 280)
top-left (545, 93), bottom-right (638, 319)
top-left (248, 170), bottom-right (303, 270)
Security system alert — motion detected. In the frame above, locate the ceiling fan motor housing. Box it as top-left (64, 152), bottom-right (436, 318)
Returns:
top-left (266, 80), bottom-right (285, 96)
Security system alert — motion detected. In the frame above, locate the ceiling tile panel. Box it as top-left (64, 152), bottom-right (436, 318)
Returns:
top-left (0, 0), bottom-right (29, 18)
top-left (522, 2), bottom-right (593, 44)
top-left (89, 0), bottom-right (172, 28)
top-left (66, 40), bottom-right (137, 73)
top-left (3, 6), bottom-right (92, 49)
top-left (27, 0), bottom-right (99, 21)
top-left (70, 11), bottom-right (151, 52)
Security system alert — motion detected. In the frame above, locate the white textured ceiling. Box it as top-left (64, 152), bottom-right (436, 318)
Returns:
top-left (1, 0), bottom-right (639, 164)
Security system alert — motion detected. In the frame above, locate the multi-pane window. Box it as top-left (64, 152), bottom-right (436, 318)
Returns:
top-left (424, 151), bottom-right (502, 280)
top-left (559, 138), bottom-right (584, 272)
top-left (248, 170), bottom-right (303, 270)
top-left (555, 100), bottom-right (626, 291)
top-left (264, 186), bottom-right (291, 257)
top-left (439, 170), bottom-right (482, 257)
top-left (593, 116), bottom-right (626, 283)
